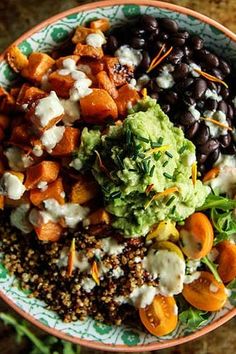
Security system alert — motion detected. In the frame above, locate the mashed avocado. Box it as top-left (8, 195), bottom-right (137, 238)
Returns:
top-left (72, 97), bottom-right (209, 236)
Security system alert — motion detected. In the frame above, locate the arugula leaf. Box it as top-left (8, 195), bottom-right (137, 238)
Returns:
top-left (227, 278), bottom-right (236, 306)
top-left (201, 256), bottom-right (222, 283)
top-left (198, 194), bottom-right (236, 211)
top-left (179, 308), bottom-right (210, 330)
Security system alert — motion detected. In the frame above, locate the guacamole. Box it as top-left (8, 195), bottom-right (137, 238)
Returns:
top-left (72, 97), bottom-right (209, 236)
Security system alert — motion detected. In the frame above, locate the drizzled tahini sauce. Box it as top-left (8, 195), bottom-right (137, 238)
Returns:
top-left (35, 91), bottom-right (64, 128)
top-left (40, 125), bottom-right (65, 152)
top-left (0, 172), bottom-right (26, 200)
top-left (115, 45), bottom-right (142, 67)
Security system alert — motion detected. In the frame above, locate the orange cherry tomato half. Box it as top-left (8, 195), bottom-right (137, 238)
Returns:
top-left (216, 241), bottom-right (236, 283)
top-left (139, 295), bottom-right (178, 336)
top-left (182, 271), bottom-right (227, 312)
top-left (179, 212), bottom-right (214, 259)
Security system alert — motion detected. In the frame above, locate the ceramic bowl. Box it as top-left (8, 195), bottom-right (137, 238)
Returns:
top-left (0, 0), bottom-right (236, 351)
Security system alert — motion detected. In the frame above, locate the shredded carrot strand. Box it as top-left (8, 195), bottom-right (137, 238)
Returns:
top-left (147, 45), bottom-right (173, 73)
top-left (203, 167), bottom-right (220, 182)
top-left (67, 238), bottom-right (75, 277)
top-left (144, 186), bottom-right (179, 209)
top-left (147, 44), bottom-right (166, 73)
top-left (91, 261), bottom-right (100, 285)
top-left (202, 117), bottom-right (232, 131)
top-left (191, 162), bottom-right (197, 186)
top-left (146, 145), bottom-right (171, 156)
top-left (141, 87), bottom-right (147, 97)
top-left (194, 68), bottom-right (228, 88)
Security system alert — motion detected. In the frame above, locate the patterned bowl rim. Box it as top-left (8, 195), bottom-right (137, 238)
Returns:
top-left (0, 0), bottom-right (236, 351)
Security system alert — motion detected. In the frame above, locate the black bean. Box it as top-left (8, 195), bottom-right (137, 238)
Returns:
top-left (168, 48), bottom-right (184, 64)
top-left (195, 124), bottom-right (210, 145)
top-left (129, 37), bottom-right (145, 49)
top-left (227, 104), bottom-right (234, 119)
top-left (220, 86), bottom-right (229, 99)
top-left (150, 40), bottom-right (165, 54)
top-left (131, 26), bottom-right (146, 37)
top-left (185, 121), bottom-right (200, 139)
top-left (141, 15), bottom-right (158, 32)
top-left (182, 46), bottom-right (193, 58)
top-left (159, 18), bottom-right (179, 33)
top-left (211, 68), bottom-right (224, 80)
top-left (164, 91), bottom-right (178, 105)
top-left (193, 78), bottom-right (207, 99)
top-left (195, 48), bottom-right (210, 61)
top-left (219, 134), bottom-right (231, 148)
top-left (183, 96), bottom-right (196, 106)
top-left (147, 79), bottom-right (159, 93)
top-left (139, 51), bottom-right (150, 71)
top-left (179, 111), bottom-right (196, 126)
top-left (189, 36), bottom-right (203, 50)
top-left (175, 78), bottom-right (194, 92)
top-left (106, 35), bottom-right (119, 53)
top-left (173, 63), bottom-right (189, 80)
top-left (219, 59), bottom-right (231, 75)
top-left (218, 100), bottom-right (228, 115)
top-left (207, 81), bottom-right (219, 92)
top-left (204, 98), bottom-right (218, 111)
top-left (196, 152), bottom-right (207, 164)
top-left (207, 148), bottom-right (220, 165)
top-left (171, 36), bottom-right (186, 47)
top-left (204, 53), bottom-right (220, 68)
top-left (224, 143), bottom-right (236, 155)
top-left (198, 139), bottom-right (219, 155)
top-left (159, 32), bottom-right (169, 41)
top-left (198, 164), bottom-right (206, 175)
top-left (162, 104), bottom-right (171, 113)
top-left (151, 93), bottom-right (159, 100)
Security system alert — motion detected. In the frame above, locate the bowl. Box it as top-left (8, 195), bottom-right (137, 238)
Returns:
top-left (0, 0), bottom-right (236, 351)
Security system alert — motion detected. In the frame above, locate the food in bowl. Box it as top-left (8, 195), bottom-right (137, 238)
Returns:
top-left (0, 14), bottom-right (236, 337)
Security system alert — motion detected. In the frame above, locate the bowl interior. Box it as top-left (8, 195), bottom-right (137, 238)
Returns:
top-left (0, 2), bottom-right (235, 350)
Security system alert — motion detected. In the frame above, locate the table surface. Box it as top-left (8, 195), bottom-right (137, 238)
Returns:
top-left (0, 0), bottom-right (235, 353)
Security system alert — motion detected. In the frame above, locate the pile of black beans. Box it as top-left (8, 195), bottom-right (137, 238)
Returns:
top-left (103, 15), bottom-right (236, 174)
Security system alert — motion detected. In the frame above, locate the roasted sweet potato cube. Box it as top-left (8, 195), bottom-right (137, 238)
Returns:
top-left (0, 87), bottom-right (15, 113)
top-left (115, 84), bottom-right (140, 116)
top-left (51, 127), bottom-right (80, 156)
top-left (72, 26), bottom-right (96, 44)
top-left (56, 55), bottom-right (80, 68)
top-left (30, 178), bottom-right (65, 206)
top-left (74, 43), bottom-right (103, 59)
top-left (90, 18), bottom-right (110, 32)
top-left (24, 161), bottom-right (60, 189)
top-left (86, 59), bottom-right (104, 75)
top-left (16, 84), bottom-right (47, 106)
top-left (35, 221), bottom-right (63, 242)
top-left (80, 88), bottom-right (118, 124)
top-left (0, 195), bottom-right (4, 210)
top-left (21, 52), bottom-right (55, 83)
top-left (48, 71), bottom-right (74, 98)
top-left (5, 192), bottom-right (30, 207)
top-left (0, 114), bottom-right (9, 130)
top-left (10, 124), bottom-right (32, 147)
top-left (10, 87), bottom-right (21, 99)
top-left (96, 71), bottom-right (118, 99)
top-left (70, 175), bottom-right (98, 204)
top-left (103, 56), bottom-right (134, 87)
top-left (5, 45), bottom-right (29, 73)
top-left (85, 208), bottom-right (111, 226)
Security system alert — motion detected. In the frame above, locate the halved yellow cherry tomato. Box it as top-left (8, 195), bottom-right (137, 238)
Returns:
top-left (147, 220), bottom-right (179, 242)
top-left (153, 240), bottom-right (184, 260)
top-left (139, 295), bottom-right (178, 336)
top-left (182, 271), bottom-right (227, 311)
top-left (179, 212), bottom-right (213, 259)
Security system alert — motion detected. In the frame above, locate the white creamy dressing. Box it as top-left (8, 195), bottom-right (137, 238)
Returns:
top-left (81, 277), bottom-right (96, 292)
top-left (32, 145), bottom-right (43, 157)
top-left (4, 146), bottom-right (34, 171)
top-left (142, 249), bottom-right (186, 296)
top-left (134, 256), bottom-right (142, 263)
top-left (232, 96), bottom-right (236, 108)
top-left (111, 267), bottom-right (124, 279)
top-left (209, 283), bottom-right (219, 293)
top-left (10, 204), bottom-right (33, 234)
top-left (129, 284), bottom-right (159, 308)
top-left (85, 32), bottom-right (106, 48)
top-left (135, 74), bottom-right (150, 91)
top-left (100, 237), bottom-right (125, 255)
top-left (35, 91), bottom-right (64, 128)
top-left (29, 208), bottom-right (54, 226)
top-left (37, 181), bottom-right (48, 191)
top-left (215, 154), bottom-right (236, 169)
top-left (203, 110), bottom-right (228, 137)
top-left (0, 172), bottom-right (26, 200)
top-left (60, 99), bottom-right (80, 125)
top-left (205, 89), bottom-right (222, 102)
top-left (186, 259), bottom-right (201, 273)
top-left (115, 45), bottom-right (142, 67)
top-left (208, 166), bottom-right (236, 196)
top-left (44, 198), bottom-right (89, 228)
top-left (184, 271), bottom-right (201, 284)
top-left (40, 125), bottom-right (65, 153)
top-left (128, 78), bottom-right (137, 89)
top-left (58, 58), bottom-right (92, 101)
top-left (58, 247), bottom-right (90, 272)
top-left (156, 65), bottom-right (174, 89)
top-left (188, 104), bottom-right (201, 120)
top-left (184, 152), bottom-right (196, 166)
top-left (189, 63), bottom-right (201, 77)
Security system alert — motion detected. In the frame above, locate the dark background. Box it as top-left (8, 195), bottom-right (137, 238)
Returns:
top-left (0, 0), bottom-right (235, 353)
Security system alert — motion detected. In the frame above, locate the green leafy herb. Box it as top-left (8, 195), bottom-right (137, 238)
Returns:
top-left (163, 172), bottom-right (173, 180)
top-left (165, 151), bottom-right (173, 158)
top-left (227, 278), bottom-right (236, 306)
top-left (179, 308), bottom-right (210, 331)
top-left (178, 145), bottom-right (187, 154)
top-left (201, 256), bottom-right (222, 283)
top-left (198, 194), bottom-right (236, 211)
top-left (154, 151), bottom-right (162, 161)
top-left (135, 134), bottom-right (149, 143)
top-left (166, 196), bottom-right (176, 206)
top-left (163, 160), bottom-right (168, 167)
top-left (149, 165), bottom-right (155, 177)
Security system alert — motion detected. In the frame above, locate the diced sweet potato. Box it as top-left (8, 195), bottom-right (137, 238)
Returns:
top-left (30, 178), bottom-right (65, 206)
top-left (21, 52), bottom-right (55, 83)
top-left (5, 45), bottom-right (29, 73)
top-left (0, 87), bottom-right (15, 113)
top-left (86, 208), bottom-right (111, 225)
top-left (48, 71), bottom-right (74, 98)
top-left (86, 59), bottom-right (104, 75)
top-left (56, 55), bottom-right (80, 68)
top-left (0, 127), bottom-right (4, 141)
top-left (10, 124), bottom-right (32, 147)
top-left (24, 161), bottom-right (60, 189)
top-left (5, 192), bottom-right (30, 207)
top-left (96, 71), bottom-right (118, 99)
top-left (70, 175), bottom-right (98, 204)
top-left (0, 114), bottom-right (10, 130)
top-left (72, 26), bottom-right (97, 44)
top-left (10, 87), bottom-right (21, 99)
top-left (0, 159), bottom-right (5, 175)
top-left (115, 84), bottom-right (140, 116)
top-left (16, 84), bottom-right (47, 106)
top-left (35, 221), bottom-right (63, 242)
top-left (80, 88), bottom-right (118, 124)
top-left (103, 56), bottom-right (134, 87)
top-left (51, 127), bottom-right (80, 156)
top-left (90, 18), bottom-right (110, 32)
top-left (0, 195), bottom-right (4, 210)
top-left (74, 43), bottom-right (103, 59)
